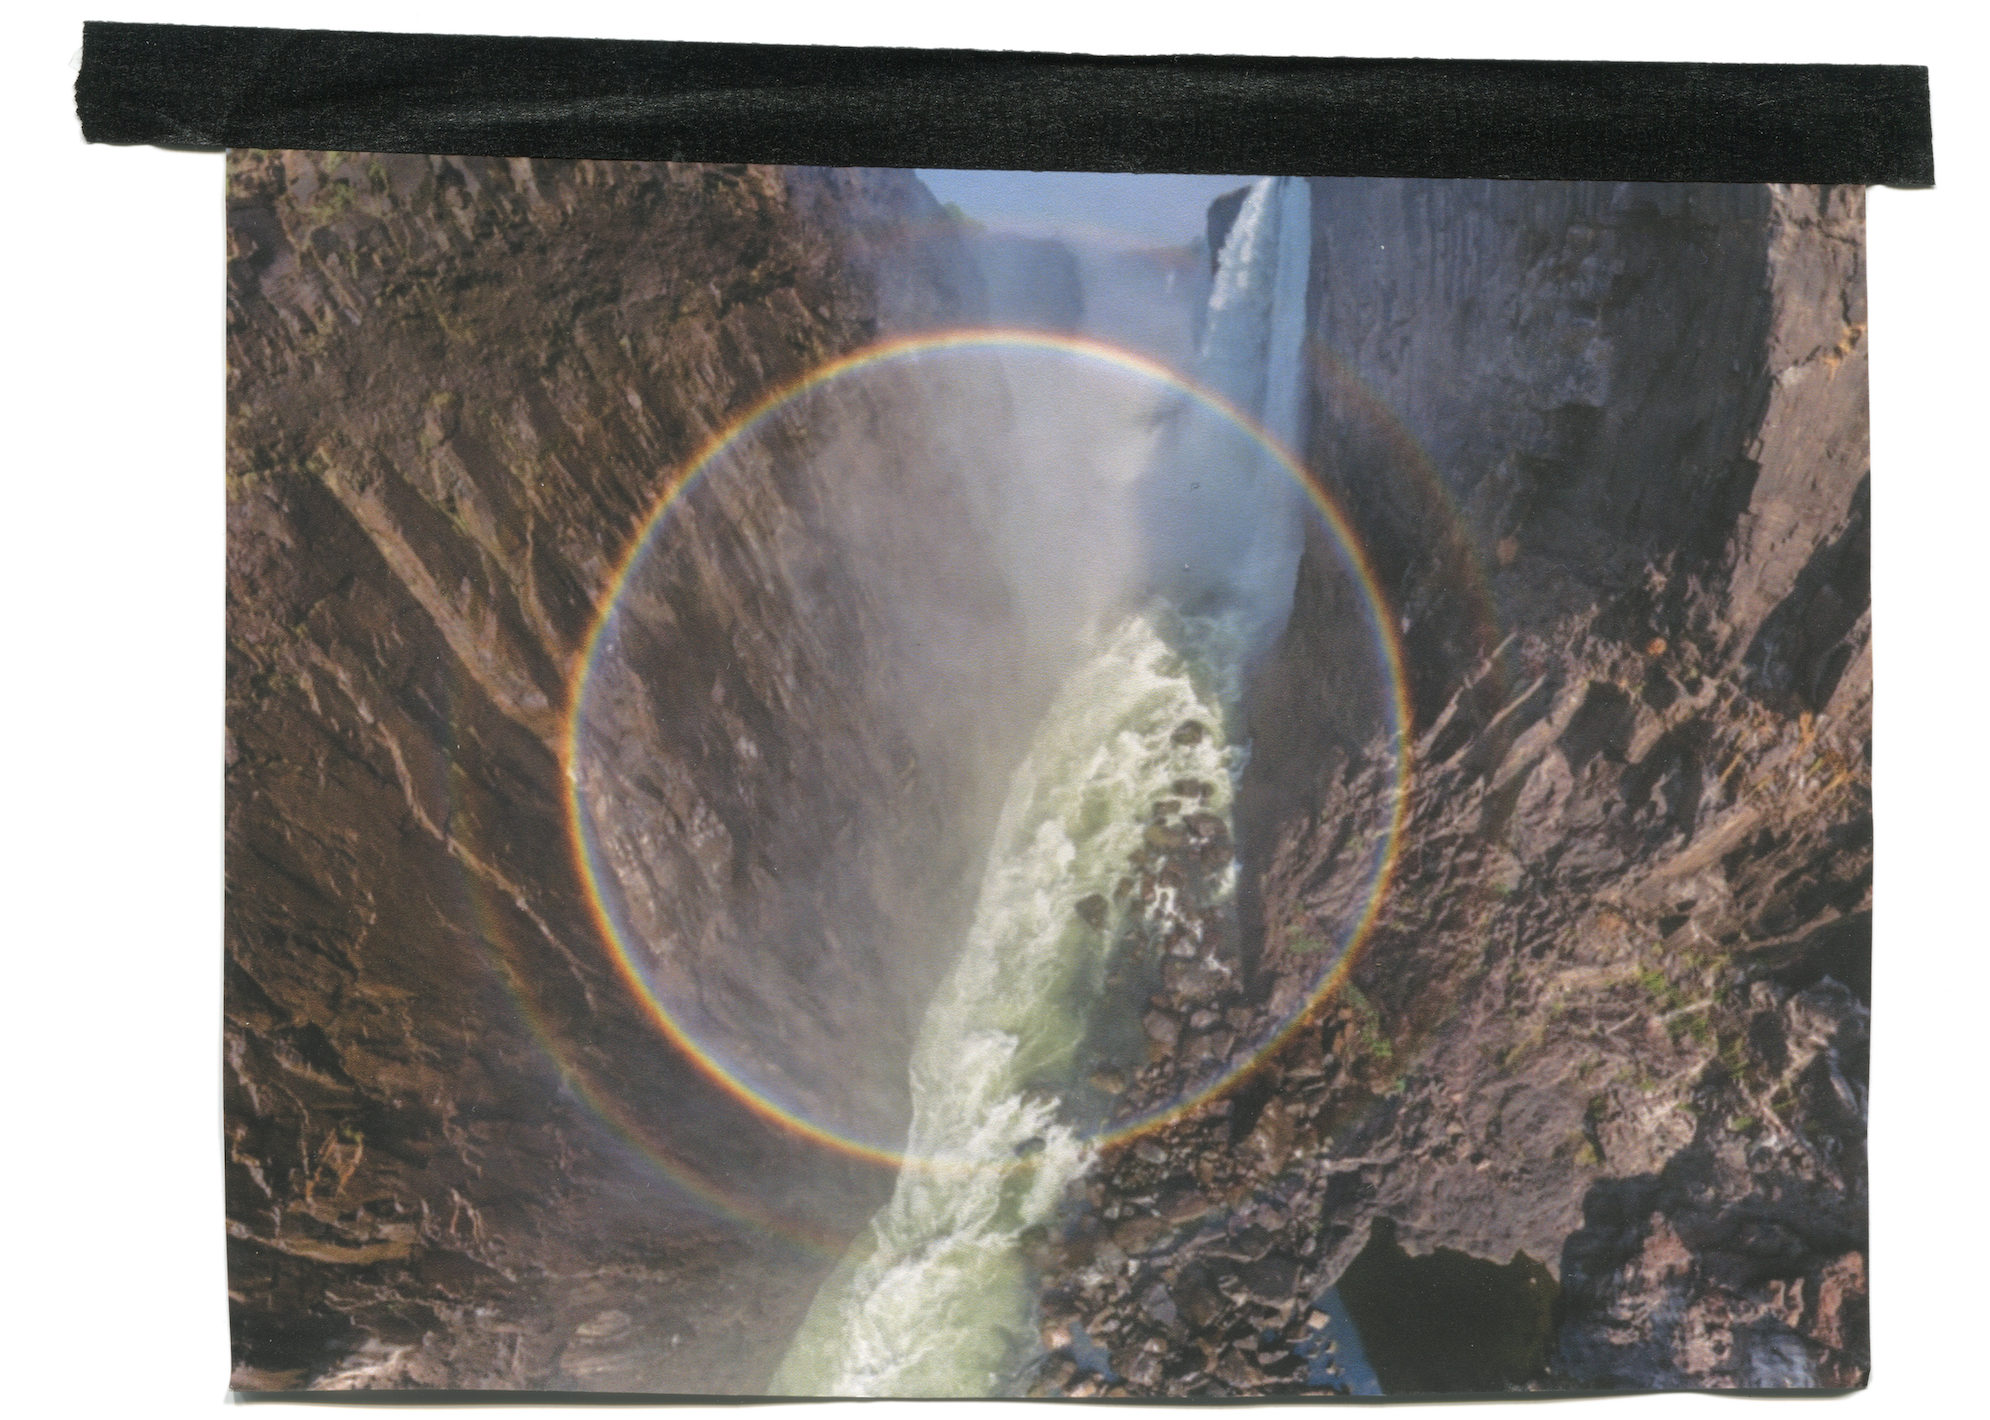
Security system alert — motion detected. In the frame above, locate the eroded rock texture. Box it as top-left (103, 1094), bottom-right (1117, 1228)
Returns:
top-left (228, 163), bottom-right (1873, 1396)
top-left (1033, 183), bottom-right (1869, 1395)
top-left (224, 152), bottom-right (1001, 1390)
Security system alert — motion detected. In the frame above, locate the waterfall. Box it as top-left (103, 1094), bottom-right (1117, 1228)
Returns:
top-left (1143, 176), bottom-right (1313, 654)
top-left (1260, 176), bottom-right (1315, 457)
top-left (771, 176), bottom-right (1320, 1398)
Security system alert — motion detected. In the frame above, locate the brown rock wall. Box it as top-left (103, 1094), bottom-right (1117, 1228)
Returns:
top-left (225, 151), bottom-right (998, 1390)
top-left (1037, 180), bottom-right (1870, 1395)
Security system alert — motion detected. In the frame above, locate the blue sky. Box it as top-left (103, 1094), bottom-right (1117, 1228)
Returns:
top-left (916, 169), bottom-right (1264, 250)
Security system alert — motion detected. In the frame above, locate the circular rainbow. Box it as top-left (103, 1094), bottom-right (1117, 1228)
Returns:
top-left (560, 329), bottom-right (1417, 1172)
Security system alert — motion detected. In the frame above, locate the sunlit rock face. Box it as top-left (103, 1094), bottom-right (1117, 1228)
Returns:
top-left (224, 152), bottom-right (1013, 1391)
top-left (1035, 182), bottom-right (1870, 1396)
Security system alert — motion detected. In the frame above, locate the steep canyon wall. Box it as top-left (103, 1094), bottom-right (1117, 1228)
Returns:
top-left (1038, 181), bottom-right (1871, 1394)
top-left (225, 153), bottom-right (1006, 1390)
top-left (226, 162), bottom-right (1875, 1396)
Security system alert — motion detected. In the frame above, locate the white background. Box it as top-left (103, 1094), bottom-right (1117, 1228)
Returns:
top-left (3, 3), bottom-right (1982, 1415)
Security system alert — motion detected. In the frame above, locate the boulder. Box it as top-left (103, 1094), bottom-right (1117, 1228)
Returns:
top-left (1074, 893), bottom-right (1110, 930)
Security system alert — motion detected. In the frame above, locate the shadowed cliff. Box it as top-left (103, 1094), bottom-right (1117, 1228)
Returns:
top-left (225, 152), bottom-right (1013, 1390)
top-left (1034, 181), bottom-right (1870, 1395)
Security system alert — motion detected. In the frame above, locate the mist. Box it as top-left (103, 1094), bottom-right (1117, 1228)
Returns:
top-left (571, 173), bottom-right (1321, 1160)
top-left (767, 174), bottom-right (1332, 1394)
top-left (934, 174), bottom-right (1318, 681)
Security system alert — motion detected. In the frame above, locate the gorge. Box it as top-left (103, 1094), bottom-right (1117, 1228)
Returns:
top-left (225, 154), bottom-right (1870, 1394)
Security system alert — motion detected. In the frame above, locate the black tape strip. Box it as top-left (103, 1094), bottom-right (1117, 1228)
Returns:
top-left (76, 21), bottom-right (1933, 185)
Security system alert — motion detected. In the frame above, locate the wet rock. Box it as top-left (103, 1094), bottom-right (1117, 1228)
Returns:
top-left (1142, 1011), bottom-right (1181, 1050)
top-left (1074, 893), bottom-right (1110, 930)
top-left (1183, 811), bottom-right (1229, 844)
top-left (1019, 1226), bottom-right (1061, 1274)
top-left (1144, 821), bottom-right (1189, 852)
top-left (1088, 1066), bottom-right (1128, 1095)
top-left (1171, 720), bottom-right (1208, 747)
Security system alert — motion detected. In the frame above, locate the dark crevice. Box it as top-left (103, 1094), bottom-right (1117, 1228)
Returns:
top-left (1331, 1218), bottom-right (1561, 1394)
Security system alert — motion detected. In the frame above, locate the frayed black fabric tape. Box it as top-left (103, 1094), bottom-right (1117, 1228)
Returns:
top-left (76, 21), bottom-right (1933, 185)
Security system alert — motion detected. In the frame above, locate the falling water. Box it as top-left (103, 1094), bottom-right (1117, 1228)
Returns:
top-left (770, 612), bottom-right (1247, 1395)
top-left (772, 177), bottom-right (1318, 1396)
top-left (1143, 177), bottom-right (1313, 645)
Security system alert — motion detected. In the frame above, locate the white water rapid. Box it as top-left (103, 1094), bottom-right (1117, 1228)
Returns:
top-left (771, 611), bottom-right (1247, 1396)
top-left (770, 177), bottom-right (1314, 1397)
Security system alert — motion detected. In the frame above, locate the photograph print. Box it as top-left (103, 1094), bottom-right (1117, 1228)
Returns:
top-left (224, 152), bottom-right (1871, 1396)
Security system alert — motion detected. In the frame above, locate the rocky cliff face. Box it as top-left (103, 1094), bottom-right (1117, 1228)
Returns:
top-left (228, 161), bottom-right (1873, 1395)
top-left (1033, 182), bottom-right (1870, 1394)
top-left (224, 152), bottom-right (1004, 1390)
